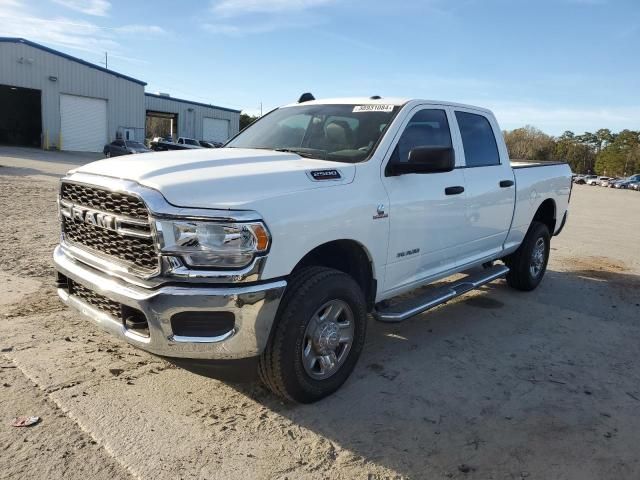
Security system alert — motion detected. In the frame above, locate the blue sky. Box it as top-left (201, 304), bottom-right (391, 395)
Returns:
top-left (1, 0), bottom-right (639, 135)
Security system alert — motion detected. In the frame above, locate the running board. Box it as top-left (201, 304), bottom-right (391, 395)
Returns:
top-left (373, 264), bottom-right (509, 323)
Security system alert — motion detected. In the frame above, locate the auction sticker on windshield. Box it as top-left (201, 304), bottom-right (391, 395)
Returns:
top-left (353, 105), bottom-right (394, 113)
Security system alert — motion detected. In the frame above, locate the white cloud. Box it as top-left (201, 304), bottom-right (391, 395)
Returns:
top-left (205, 0), bottom-right (344, 38)
top-left (115, 24), bottom-right (166, 35)
top-left (53, 0), bottom-right (111, 16)
top-left (211, 0), bottom-right (334, 17)
top-left (0, 0), bottom-right (164, 63)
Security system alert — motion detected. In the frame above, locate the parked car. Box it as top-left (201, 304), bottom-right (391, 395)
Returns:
top-left (176, 137), bottom-right (203, 149)
top-left (150, 136), bottom-right (195, 152)
top-left (103, 140), bottom-right (151, 158)
top-left (577, 174), bottom-right (596, 185)
top-left (586, 176), bottom-right (608, 186)
top-left (600, 177), bottom-right (618, 187)
top-left (628, 181), bottom-right (640, 191)
top-left (199, 140), bottom-right (215, 148)
top-left (612, 178), bottom-right (631, 188)
top-left (54, 96), bottom-right (572, 403)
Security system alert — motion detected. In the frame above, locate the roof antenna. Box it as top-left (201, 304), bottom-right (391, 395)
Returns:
top-left (298, 92), bottom-right (315, 103)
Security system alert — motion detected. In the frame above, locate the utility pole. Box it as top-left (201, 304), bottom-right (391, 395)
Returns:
top-left (260, 102), bottom-right (263, 117)
top-left (100, 52), bottom-right (108, 69)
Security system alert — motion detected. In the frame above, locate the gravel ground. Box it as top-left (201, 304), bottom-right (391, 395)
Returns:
top-left (1, 148), bottom-right (639, 480)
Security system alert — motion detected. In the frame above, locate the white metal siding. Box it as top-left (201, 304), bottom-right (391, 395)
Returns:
top-left (0, 40), bottom-right (145, 150)
top-left (203, 117), bottom-right (230, 142)
top-left (60, 94), bottom-right (107, 152)
top-left (144, 94), bottom-right (240, 140)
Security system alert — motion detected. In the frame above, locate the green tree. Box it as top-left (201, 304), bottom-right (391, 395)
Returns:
top-left (594, 130), bottom-right (640, 176)
top-left (240, 113), bottom-right (259, 130)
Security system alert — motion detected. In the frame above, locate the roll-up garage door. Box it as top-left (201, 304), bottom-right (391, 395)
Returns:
top-left (60, 94), bottom-right (107, 152)
top-left (203, 117), bottom-right (230, 143)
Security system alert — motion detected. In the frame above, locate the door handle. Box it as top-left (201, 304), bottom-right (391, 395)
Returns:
top-left (445, 186), bottom-right (465, 195)
top-left (500, 180), bottom-right (514, 188)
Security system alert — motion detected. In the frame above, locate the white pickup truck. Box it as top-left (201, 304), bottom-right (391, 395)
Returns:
top-left (54, 96), bottom-right (571, 403)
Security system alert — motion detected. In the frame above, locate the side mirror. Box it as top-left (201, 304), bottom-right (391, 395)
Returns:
top-left (387, 146), bottom-right (455, 175)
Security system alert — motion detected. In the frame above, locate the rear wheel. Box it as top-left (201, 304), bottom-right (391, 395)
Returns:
top-left (504, 221), bottom-right (550, 291)
top-left (259, 266), bottom-right (367, 403)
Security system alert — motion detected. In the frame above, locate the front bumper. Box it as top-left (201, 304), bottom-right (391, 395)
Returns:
top-left (53, 245), bottom-right (287, 360)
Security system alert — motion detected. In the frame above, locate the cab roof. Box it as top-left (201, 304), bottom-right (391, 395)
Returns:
top-left (281, 96), bottom-right (493, 114)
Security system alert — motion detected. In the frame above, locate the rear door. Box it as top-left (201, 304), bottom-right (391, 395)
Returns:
top-left (451, 108), bottom-right (515, 266)
top-left (381, 106), bottom-right (468, 294)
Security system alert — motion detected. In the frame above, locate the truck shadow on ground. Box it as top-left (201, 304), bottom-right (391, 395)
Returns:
top-left (183, 266), bottom-right (640, 478)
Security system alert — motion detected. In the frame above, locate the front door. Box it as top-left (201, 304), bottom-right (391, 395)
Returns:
top-left (381, 107), bottom-right (468, 295)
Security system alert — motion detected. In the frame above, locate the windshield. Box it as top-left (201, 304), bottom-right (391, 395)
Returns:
top-left (226, 104), bottom-right (400, 163)
top-left (125, 141), bottom-right (145, 148)
top-left (185, 139), bottom-right (199, 145)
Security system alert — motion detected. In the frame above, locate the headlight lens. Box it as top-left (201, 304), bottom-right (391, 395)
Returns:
top-left (155, 220), bottom-right (269, 268)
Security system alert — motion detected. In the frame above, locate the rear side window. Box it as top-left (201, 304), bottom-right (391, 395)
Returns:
top-left (392, 109), bottom-right (452, 163)
top-left (455, 111), bottom-right (500, 167)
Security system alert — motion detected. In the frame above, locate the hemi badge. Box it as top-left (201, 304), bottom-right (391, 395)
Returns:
top-left (308, 169), bottom-right (342, 181)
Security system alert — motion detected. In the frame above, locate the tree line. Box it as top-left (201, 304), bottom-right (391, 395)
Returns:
top-left (503, 126), bottom-right (640, 176)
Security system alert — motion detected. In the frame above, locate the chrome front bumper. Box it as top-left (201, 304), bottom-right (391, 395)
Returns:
top-left (53, 246), bottom-right (287, 360)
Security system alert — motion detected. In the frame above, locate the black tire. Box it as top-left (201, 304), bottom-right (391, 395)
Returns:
top-left (504, 221), bottom-right (550, 291)
top-left (258, 266), bottom-right (367, 403)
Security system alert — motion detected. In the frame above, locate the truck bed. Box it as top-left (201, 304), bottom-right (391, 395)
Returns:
top-left (503, 161), bottom-right (572, 253)
top-left (510, 160), bottom-right (568, 169)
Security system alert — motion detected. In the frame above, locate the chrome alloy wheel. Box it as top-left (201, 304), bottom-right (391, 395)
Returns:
top-left (530, 237), bottom-right (546, 278)
top-left (302, 299), bottom-right (355, 380)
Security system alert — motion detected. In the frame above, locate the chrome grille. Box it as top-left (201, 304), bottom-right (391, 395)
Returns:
top-left (61, 182), bottom-right (148, 219)
top-left (68, 279), bottom-right (121, 318)
top-left (60, 182), bottom-right (158, 274)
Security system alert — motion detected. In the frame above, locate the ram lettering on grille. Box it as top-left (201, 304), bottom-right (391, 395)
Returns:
top-left (60, 182), bottom-right (158, 274)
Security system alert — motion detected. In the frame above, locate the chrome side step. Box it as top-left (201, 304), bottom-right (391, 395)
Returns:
top-left (373, 264), bottom-right (509, 323)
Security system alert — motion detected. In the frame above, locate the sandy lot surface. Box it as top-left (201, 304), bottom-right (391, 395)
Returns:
top-left (1, 148), bottom-right (639, 479)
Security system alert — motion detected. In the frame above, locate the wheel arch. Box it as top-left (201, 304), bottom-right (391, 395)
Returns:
top-left (532, 198), bottom-right (556, 235)
top-left (290, 239), bottom-right (376, 311)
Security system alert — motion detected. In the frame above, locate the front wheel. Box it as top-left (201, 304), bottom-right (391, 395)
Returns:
top-left (504, 221), bottom-right (550, 291)
top-left (259, 266), bottom-right (367, 403)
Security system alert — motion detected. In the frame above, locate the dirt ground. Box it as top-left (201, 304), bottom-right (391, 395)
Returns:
top-left (1, 147), bottom-right (639, 480)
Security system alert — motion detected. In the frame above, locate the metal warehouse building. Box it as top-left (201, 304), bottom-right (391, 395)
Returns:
top-left (0, 38), bottom-right (240, 152)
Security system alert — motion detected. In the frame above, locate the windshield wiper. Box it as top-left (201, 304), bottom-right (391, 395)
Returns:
top-left (275, 148), bottom-right (326, 159)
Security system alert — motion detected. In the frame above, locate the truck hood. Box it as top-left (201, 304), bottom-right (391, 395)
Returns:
top-left (74, 148), bottom-right (355, 209)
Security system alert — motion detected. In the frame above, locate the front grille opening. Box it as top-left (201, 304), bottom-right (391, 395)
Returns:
top-left (66, 279), bottom-right (150, 338)
top-left (170, 311), bottom-right (235, 338)
top-left (61, 182), bottom-right (148, 220)
top-left (60, 181), bottom-right (158, 275)
top-left (68, 279), bottom-right (121, 318)
top-left (63, 217), bottom-right (158, 272)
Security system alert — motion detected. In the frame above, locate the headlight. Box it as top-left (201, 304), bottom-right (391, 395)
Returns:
top-left (155, 220), bottom-right (269, 268)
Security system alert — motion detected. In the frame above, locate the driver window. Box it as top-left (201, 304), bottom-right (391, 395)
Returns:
top-left (391, 109), bottom-right (452, 163)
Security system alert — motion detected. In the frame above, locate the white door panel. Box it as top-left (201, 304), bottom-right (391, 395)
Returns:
top-left (203, 117), bottom-right (230, 142)
top-left (450, 108), bottom-right (515, 266)
top-left (460, 165), bottom-right (515, 263)
top-left (60, 94), bottom-right (107, 152)
top-left (384, 169), bottom-right (468, 291)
